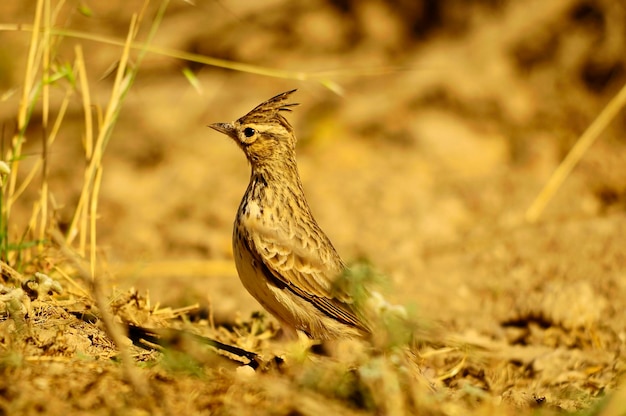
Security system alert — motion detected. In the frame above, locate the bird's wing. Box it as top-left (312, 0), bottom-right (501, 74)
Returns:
top-left (244, 217), bottom-right (364, 329)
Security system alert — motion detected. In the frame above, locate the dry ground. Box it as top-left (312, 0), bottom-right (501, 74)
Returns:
top-left (1, 0), bottom-right (626, 414)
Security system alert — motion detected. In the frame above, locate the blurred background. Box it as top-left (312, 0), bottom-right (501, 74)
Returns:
top-left (1, 0), bottom-right (625, 333)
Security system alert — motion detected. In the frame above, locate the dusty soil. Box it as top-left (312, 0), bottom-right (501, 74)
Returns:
top-left (1, 0), bottom-right (626, 414)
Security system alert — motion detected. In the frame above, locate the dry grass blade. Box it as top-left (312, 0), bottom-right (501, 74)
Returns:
top-left (2, 0), bottom-right (45, 265)
top-left (51, 230), bottom-right (150, 399)
top-left (526, 81), bottom-right (626, 223)
top-left (64, 14), bottom-right (139, 250)
top-left (0, 23), bottom-right (408, 92)
top-left (52, 265), bottom-right (91, 298)
top-left (4, 3), bottom-right (43, 221)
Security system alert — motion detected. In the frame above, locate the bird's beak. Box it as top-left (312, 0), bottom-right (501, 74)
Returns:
top-left (208, 122), bottom-right (236, 139)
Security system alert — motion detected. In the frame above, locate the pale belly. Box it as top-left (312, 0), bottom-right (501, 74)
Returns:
top-left (232, 229), bottom-right (299, 330)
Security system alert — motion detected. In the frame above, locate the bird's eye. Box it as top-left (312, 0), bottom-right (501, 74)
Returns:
top-left (243, 127), bottom-right (255, 137)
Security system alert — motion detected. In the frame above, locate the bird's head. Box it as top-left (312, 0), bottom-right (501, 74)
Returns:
top-left (209, 89), bottom-right (300, 169)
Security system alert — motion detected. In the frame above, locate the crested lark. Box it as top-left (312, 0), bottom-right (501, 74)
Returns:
top-left (209, 90), bottom-right (369, 340)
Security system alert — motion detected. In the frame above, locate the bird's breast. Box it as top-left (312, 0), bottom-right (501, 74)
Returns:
top-left (242, 199), bottom-right (263, 220)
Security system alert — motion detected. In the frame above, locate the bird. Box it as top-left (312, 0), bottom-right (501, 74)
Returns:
top-left (209, 89), bottom-right (370, 340)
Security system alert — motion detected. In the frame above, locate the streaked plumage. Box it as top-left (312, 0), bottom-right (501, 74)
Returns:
top-left (209, 90), bottom-right (369, 340)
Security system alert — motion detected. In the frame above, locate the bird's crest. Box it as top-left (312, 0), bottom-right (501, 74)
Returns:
top-left (238, 89), bottom-right (299, 131)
